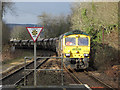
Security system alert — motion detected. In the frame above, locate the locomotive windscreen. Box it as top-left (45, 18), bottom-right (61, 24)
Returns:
top-left (65, 38), bottom-right (76, 46)
top-left (78, 37), bottom-right (88, 46)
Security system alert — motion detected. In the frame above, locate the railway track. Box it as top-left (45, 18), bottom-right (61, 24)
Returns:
top-left (23, 56), bottom-right (63, 86)
top-left (83, 70), bottom-right (114, 89)
top-left (63, 65), bottom-right (82, 84)
top-left (64, 65), bottom-right (114, 89)
top-left (1, 54), bottom-right (50, 85)
top-left (15, 58), bottom-right (49, 86)
top-left (1, 54), bottom-right (116, 90)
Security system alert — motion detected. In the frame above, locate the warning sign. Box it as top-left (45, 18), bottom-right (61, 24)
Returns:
top-left (26, 27), bottom-right (43, 42)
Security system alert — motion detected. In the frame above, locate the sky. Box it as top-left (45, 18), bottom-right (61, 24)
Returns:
top-left (3, 2), bottom-right (71, 24)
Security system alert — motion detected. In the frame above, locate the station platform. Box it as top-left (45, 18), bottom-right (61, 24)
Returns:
top-left (1, 84), bottom-right (91, 90)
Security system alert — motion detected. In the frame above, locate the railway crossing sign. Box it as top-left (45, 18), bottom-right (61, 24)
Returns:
top-left (26, 27), bottom-right (43, 86)
top-left (26, 27), bottom-right (43, 42)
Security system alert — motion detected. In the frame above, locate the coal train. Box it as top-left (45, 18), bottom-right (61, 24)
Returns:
top-left (10, 30), bottom-right (90, 70)
top-left (10, 37), bottom-right (58, 51)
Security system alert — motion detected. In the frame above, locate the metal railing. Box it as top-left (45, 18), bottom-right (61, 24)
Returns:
top-left (24, 55), bottom-right (64, 86)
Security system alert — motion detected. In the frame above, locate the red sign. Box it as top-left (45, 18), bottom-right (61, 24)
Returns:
top-left (26, 27), bottom-right (43, 42)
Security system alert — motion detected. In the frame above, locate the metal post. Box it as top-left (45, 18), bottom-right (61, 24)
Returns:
top-left (102, 27), bottom-right (104, 48)
top-left (118, 72), bottom-right (120, 89)
top-left (34, 42), bottom-right (37, 86)
top-left (61, 54), bottom-right (63, 86)
top-left (24, 57), bottom-right (26, 86)
top-left (102, 27), bottom-right (105, 63)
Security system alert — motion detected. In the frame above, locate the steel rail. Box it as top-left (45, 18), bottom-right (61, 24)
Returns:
top-left (14, 58), bottom-right (49, 85)
top-left (84, 70), bottom-right (114, 89)
top-left (1, 55), bottom-right (48, 85)
top-left (63, 64), bottom-right (82, 84)
top-left (1, 59), bottom-right (34, 81)
top-left (15, 55), bottom-right (64, 86)
top-left (64, 64), bottom-right (114, 89)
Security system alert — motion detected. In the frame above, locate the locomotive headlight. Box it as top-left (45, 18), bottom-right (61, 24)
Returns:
top-left (68, 50), bottom-right (70, 53)
top-left (76, 51), bottom-right (79, 53)
top-left (84, 54), bottom-right (89, 56)
top-left (65, 53), bottom-right (70, 57)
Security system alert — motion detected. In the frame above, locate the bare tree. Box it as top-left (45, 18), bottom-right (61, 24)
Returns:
top-left (71, 2), bottom-right (118, 41)
top-left (2, 2), bottom-right (15, 17)
top-left (38, 12), bottom-right (71, 38)
top-left (11, 26), bottom-right (31, 40)
top-left (1, 2), bottom-right (15, 45)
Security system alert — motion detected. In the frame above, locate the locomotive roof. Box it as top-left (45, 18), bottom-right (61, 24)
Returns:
top-left (59, 30), bottom-right (89, 40)
top-left (64, 30), bottom-right (88, 36)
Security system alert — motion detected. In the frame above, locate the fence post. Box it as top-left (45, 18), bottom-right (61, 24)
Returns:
top-left (61, 54), bottom-right (63, 86)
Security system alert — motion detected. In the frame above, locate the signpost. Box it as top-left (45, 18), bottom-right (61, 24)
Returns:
top-left (26, 27), bottom-right (43, 86)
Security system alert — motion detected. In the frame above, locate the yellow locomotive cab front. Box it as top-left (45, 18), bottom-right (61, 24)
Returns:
top-left (63, 34), bottom-right (90, 59)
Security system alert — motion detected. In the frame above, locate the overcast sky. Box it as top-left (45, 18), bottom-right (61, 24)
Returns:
top-left (3, 2), bottom-right (71, 24)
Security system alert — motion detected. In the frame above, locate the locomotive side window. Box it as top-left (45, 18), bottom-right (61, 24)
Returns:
top-left (65, 38), bottom-right (76, 46)
top-left (78, 37), bottom-right (88, 46)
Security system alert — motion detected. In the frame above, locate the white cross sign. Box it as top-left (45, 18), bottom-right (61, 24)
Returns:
top-left (26, 27), bottom-right (43, 42)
